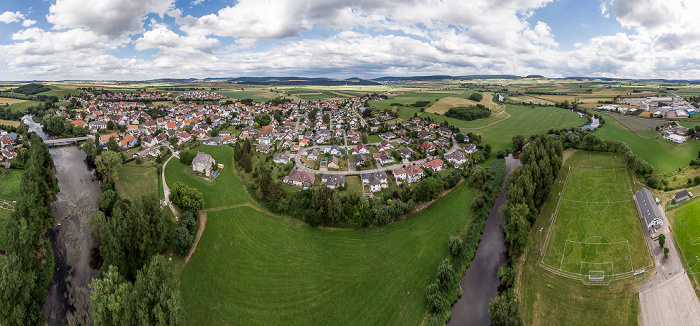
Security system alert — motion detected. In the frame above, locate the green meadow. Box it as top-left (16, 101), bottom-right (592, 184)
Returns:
top-left (171, 146), bottom-right (482, 325)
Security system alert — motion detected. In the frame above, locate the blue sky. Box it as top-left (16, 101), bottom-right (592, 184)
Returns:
top-left (0, 0), bottom-right (699, 80)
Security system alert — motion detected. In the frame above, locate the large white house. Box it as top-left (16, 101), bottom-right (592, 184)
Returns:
top-left (192, 152), bottom-right (215, 176)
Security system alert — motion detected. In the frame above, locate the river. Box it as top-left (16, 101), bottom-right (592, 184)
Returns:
top-left (447, 155), bottom-right (520, 326)
top-left (24, 115), bottom-right (101, 325)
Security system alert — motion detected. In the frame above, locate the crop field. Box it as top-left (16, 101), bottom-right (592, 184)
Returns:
top-left (115, 164), bottom-right (158, 201)
top-left (179, 167), bottom-right (478, 325)
top-left (164, 145), bottom-right (250, 209)
top-left (425, 92), bottom-right (498, 114)
top-left (606, 113), bottom-right (665, 133)
top-left (670, 198), bottom-right (700, 288)
top-left (0, 97), bottom-right (29, 106)
top-left (0, 120), bottom-right (20, 128)
top-left (518, 150), bottom-right (648, 326)
top-left (540, 152), bottom-right (652, 281)
top-left (507, 95), bottom-right (555, 105)
top-left (0, 169), bottom-right (24, 201)
top-left (595, 113), bottom-right (700, 173)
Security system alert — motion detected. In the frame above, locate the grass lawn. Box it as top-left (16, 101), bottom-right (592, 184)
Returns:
top-left (669, 197), bottom-right (700, 288)
top-left (518, 150), bottom-right (648, 326)
top-left (164, 145), bottom-right (248, 209)
top-left (595, 113), bottom-right (700, 173)
top-left (473, 105), bottom-right (588, 151)
top-left (0, 169), bottom-right (24, 201)
top-left (7, 100), bottom-right (42, 113)
top-left (179, 163), bottom-right (479, 325)
top-left (115, 163), bottom-right (158, 201)
top-left (541, 151), bottom-right (651, 277)
top-left (367, 134), bottom-right (382, 143)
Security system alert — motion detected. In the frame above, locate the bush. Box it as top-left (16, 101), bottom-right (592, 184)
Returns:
top-left (449, 235), bottom-right (463, 256)
top-left (169, 181), bottom-right (204, 211)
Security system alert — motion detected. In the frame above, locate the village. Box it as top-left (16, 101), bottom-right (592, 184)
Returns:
top-left (0, 90), bottom-right (480, 196)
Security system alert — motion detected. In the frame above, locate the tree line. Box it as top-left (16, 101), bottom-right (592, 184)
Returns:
top-left (0, 133), bottom-right (59, 324)
top-left (445, 104), bottom-right (491, 121)
top-left (81, 138), bottom-right (185, 324)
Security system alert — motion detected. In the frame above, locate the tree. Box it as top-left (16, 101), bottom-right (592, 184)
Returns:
top-left (97, 195), bottom-right (169, 281)
top-left (503, 203), bottom-right (530, 259)
top-left (455, 133), bottom-right (465, 143)
top-left (173, 227), bottom-right (193, 256)
top-left (658, 233), bottom-right (666, 248)
top-left (96, 151), bottom-right (123, 183)
top-left (169, 182), bottom-right (204, 211)
top-left (130, 255), bottom-right (183, 326)
top-left (90, 265), bottom-right (134, 325)
top-left (449, 235), bottom-right (462, 256)
top-left (470, 165), bottom-right (492, 190)
top-left (107, 137), bottom-right (121, 152)
top-left (489, 292), bottom-right (524, 326)
top-left (179, 150), bottom-right (197, 166)
top-left (664, 247), bottom-right (670, 259)
top-left (107, 120), bottom-right (116, 130)
top-left (169, 136), bottom-right (178, 146)
top-left (424, 282), bottom-right (445, 313)
top-left (435, 259), bottom-right (457, 292)
top-left (512, 135), bottom-right (526, 150)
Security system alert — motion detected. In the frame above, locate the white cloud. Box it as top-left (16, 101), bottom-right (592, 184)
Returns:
top-left (22, 19), bottom-right (37, 27)
top-left (47, 0), bottom-right (176, 38)
top-left (134, 24), bottom-right (219, 53)
top-left (0, 11), bottom-right (24, 23)
top-left (190, 0), bottom-right (205, 5)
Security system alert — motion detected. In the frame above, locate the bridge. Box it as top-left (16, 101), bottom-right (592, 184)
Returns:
top-left (44, 135), bottom-right (94, 145)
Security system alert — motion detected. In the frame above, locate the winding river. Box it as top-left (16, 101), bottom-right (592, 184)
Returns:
top-left (24, 116), bottom-right (101, 325)
top-left (447, 155), bottom-right (520, 326)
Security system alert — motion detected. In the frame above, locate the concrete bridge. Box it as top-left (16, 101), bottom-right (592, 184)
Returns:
top-left (44, 135), bottom-right (94, 145)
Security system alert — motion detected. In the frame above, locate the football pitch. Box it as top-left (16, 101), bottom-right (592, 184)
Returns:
top-left (541, 151), bottom-right (653, 282)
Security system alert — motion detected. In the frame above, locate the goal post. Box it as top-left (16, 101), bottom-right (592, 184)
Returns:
top-left (588, 270), bottom-right (605, 282)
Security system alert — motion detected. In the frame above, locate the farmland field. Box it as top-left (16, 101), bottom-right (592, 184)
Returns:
top-left (0, 120), bottom-right (20, 127)
top-left (540, 151), bottom-right (652, 280)
top-left (595, 113), bottom-right (700, 173)
top-left (179, 169), bottom-right (479, 325)
top-left (606, 113), bottom-right (665, 133)
top-left (518, 150), bottom-right (649, 326)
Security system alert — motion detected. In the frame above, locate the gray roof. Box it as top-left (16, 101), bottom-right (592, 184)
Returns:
top-left (635, 187), bottom-right (662, 227)
top-left (192, 152), bottom-right (213, 167)
top-left (675, 189), bottom-right (689, 201)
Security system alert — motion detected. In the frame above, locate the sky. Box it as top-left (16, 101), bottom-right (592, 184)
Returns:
top-left (0, 0), bottom-right (699, 81)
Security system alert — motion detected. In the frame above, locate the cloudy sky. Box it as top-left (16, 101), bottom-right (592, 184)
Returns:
top-left (0, 0), bottom-right (698, 81)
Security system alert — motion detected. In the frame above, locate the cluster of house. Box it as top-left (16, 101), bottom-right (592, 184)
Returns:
top-left (176, 91), bottom-right (227, 101)
top-left (660, 123), bottom-right (692, 144)
top-left (0, 129), bottom-right (19, 167)
top-left (71, 92), bottom-right (174, 102)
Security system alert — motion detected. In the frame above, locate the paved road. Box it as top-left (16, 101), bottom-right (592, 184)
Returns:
top-left (292, 137), bottom-right (460, 175)
top-left (639, 203), bottom-right (700, 326)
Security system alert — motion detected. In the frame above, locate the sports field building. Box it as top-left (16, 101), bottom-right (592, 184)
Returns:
top-left (634, 187), bottom-right (663, 230)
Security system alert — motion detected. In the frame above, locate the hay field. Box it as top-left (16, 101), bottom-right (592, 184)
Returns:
top-left (426, 92), bottom-right (498, 114)
top-left (0, 97), bottom-right (29, 106)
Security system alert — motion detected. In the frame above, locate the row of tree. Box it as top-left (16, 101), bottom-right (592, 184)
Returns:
top-left (0, 133), bottom-right (59, 325)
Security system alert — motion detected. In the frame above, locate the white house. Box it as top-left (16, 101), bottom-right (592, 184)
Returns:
top-left (635, 187), bottom-right (662, 230)
top-left (192, 152), bottom-right (215, 177)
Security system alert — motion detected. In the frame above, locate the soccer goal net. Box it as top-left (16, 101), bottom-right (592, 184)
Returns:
top-left (588, 270), bottom-right (605, 282)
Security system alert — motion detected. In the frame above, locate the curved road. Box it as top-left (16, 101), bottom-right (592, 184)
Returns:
top-left (292, 137), bottom-right (460, 175)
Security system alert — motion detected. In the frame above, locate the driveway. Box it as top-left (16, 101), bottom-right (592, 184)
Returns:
top-left (638, 203), bottom-right (700, 326)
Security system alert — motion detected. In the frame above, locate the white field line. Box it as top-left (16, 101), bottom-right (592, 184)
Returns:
top-left (542, 165), bottom-right (572, 266)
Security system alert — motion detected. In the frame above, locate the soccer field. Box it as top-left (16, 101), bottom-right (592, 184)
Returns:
top-left (541, 151), bottom-right (652, 282)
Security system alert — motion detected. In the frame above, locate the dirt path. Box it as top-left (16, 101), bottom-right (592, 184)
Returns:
top-left (185, 211), bottom-right (207, 264)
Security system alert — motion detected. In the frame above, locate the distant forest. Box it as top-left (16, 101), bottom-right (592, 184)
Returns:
top-left (10, 83), bottom-right (51, 95)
